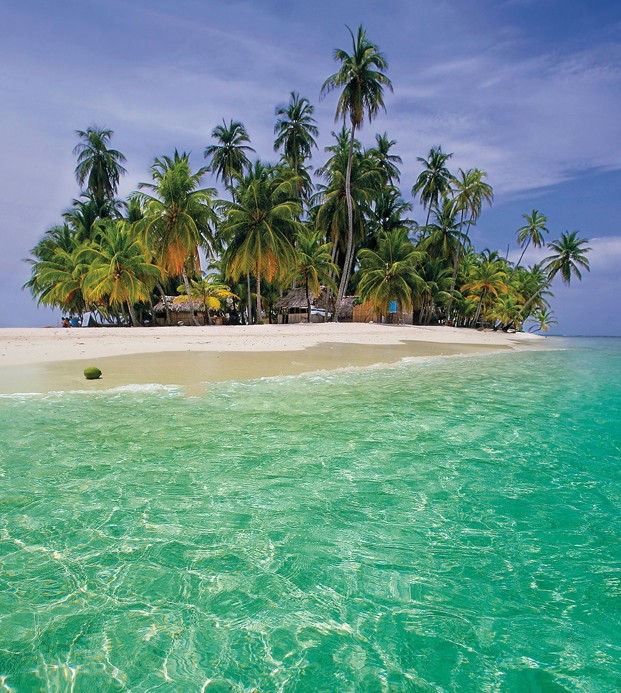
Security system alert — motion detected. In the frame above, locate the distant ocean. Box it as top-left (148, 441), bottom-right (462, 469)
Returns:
top-left (1, 338), bottom-right (619, 692)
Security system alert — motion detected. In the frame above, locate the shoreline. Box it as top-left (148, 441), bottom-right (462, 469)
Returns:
top-left (0, 323), bottom-right (544, 367)
top-left (0, 324), bottom-right (545, 395)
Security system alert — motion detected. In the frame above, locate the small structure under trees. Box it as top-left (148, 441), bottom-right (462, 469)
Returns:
top-left (275, 287), bottom-right (357, 322)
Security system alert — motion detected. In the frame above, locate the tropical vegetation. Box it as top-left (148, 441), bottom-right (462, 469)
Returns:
top-left (24, 27), bottom-right (591, 330)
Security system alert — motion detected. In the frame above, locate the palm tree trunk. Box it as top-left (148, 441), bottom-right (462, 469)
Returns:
top-left (126, 300), bottom-right (140, 327)
top-left (335, 125), bottom-right (356, 323)
top-left (247, 272), bottom-right (252, 325)
top-left (474, 295), bottom-right (484, 326)
top-left (256, 262), bottom-right (262, 324)
top-left (509, 239), bottom-right (531, 282)
top-left (305, 279), bottom-right (311, 323)
top-left (447, 209), bottom-right (466, 320)
top-left (156, 281), bottom-right (171, 325)
top-left (182, 269), bottom-right (199, 326)
top-left (519, 284), bottom-right (547, 317)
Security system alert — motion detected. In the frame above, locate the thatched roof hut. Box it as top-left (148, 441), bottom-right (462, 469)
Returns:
top-left (275, 287), bottom-right (356, 322)
top-left (275, 286), bottom-right (333, 312)
top-left (153, 296), bottom-right (205, 314)
top-left (153, 296), bottom-right (206, 325)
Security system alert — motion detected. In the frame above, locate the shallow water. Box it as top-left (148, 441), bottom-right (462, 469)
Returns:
top-left (0, 339), bottom-right (619, 692)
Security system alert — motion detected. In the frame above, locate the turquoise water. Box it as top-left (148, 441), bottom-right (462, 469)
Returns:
top-left (1, 339), bottom-right (620, 692)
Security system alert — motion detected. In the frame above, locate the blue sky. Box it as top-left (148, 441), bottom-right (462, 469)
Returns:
top-left (1, 0), bottom-right (620, 334)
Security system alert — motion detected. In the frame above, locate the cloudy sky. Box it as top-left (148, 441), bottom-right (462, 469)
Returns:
top-left (1, 0), bottom-right (620, 334)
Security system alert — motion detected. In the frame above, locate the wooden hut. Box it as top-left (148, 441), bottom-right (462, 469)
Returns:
top-left (275, 287), bottom-right (357, 323)
top-left (152, 296), bottom-right (206, 326)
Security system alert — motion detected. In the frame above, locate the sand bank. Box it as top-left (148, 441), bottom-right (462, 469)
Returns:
top-left (0, 324), bottom-right (544, 395)
top-left (0, 323), bottom-right (543, 367)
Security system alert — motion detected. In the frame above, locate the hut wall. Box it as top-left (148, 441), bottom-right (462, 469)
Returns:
top-left (352, 301), bottom-right (375, 323)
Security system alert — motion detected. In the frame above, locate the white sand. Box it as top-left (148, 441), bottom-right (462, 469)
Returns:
top-left (0, 323), bottom-right (544, 367)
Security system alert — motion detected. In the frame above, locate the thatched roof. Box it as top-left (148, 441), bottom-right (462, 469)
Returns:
top-left (153, 296), bottom-right (204, 314)
top-left (275, 287), bottom-right (356, 318)
top-left (338, 296), bottom-right (356, 319)
top-left (275, 286), bottom-right (333, 311)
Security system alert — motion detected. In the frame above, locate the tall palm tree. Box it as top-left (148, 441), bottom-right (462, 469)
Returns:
top-left (321, 25), bottom-right (392, 321)
top-left (294, 227), bottom-right (338, 322)
top-left (446, 168), bottom-right (493, 318)
top-left (136, 151), bottom-right (218, 325)
top-left (78, 221), bottom-right (161, 327)
top-left (73, 127), bottom-right (127, 208)
top-left (367, 132), bottom-right (401, 183)
top-left (314, 130), bottom-right (384, 278)
top-left (357, 229), bottom-right (424, 320)
top-left (510, 210), bottom-right (549, 280)
top-left (204, 120), bottom-right (255, 187)
top-left (412, 147), bottom-right (455, 227)
top-left (274, 92), bottom-right (319, 176)
top-left (221, 162), bottom-right (301, 323)
top-left (544, 232), bottom-right (591, 284)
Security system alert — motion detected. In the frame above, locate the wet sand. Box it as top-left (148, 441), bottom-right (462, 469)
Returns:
top-left (0, 340), bottom-right (513, 396)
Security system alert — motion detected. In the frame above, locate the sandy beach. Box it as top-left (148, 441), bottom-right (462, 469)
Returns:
top-left (0, 324), bottom-right (544, 395)
top-left (0, 323), bottom-right (543, 366)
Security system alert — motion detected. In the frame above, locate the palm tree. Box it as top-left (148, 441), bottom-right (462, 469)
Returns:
top-left (314, 130), bottom-right (384, 281)
top-left (221, 162), bottom-right (301, 323)
top-left (417, 257), bottom-right (454, 325)
top-left (274, 93), bottom-right (319, 176)
top-left (527, 308), bottom-right (558, 333)
top-left (544, 231), bottom-right (591, 284)
top-left (175, 276), bottom-right (238, 325)
top-left (366, 188), bottom-right (414, 247)
top-left (447, 168), bottom-right (493, 318)
top-left (367, 132), bottom-right (401, 183)
top-left (412, 147), bottom-right (455, 227)
top-left (136, 151), bottom-right (218, 325)
top-left (510, 210), bottom-right (549, 280)
top-left (23, 230), bottom-right (89, 317)
top-left (357, 229), bottom-right (424, 321)
top-left (204, 120), bottom-right (255, 187)
top-left (73, 127), bottom-right (127, 208)
top-left (78, 221), bottom-right (161, 327)
top-left (294, 227), bottom-right (338, 322)
top-left (418, 197), bottom-right (461, 265)
top-left (321, 25), bottom-right (392, 321)
top-left (462, 258), bottom-right (508, 327)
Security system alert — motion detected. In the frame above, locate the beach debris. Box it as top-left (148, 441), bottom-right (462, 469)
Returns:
top-left (84, 367), bottom-right (102, 380)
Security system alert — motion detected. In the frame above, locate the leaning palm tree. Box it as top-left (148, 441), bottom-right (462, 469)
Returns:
top-left (412, 147), bottom-right (455, 227)
top-left (135, 151), bottom-right (218, 325)
top-left (294, 227), bottom-right (338, 323)
top-left (221, 162), bottom-right (301, 324)
top-left (73, 127), bottom-right (127, 208)
top-left (274, 93), bottom-right (319, 176)
top-left (321, 25), bottom-right (392, 321)
top-left (544, 232), bottom-right (591, 284)
top-left (78, 220), bottom-right (162, 327)
top-left (510, 210), bottom-right (549, 281)
top-left (204, 120), bottom-right (255, 187)
top-left (357, 229), bottom-right (424, 321)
